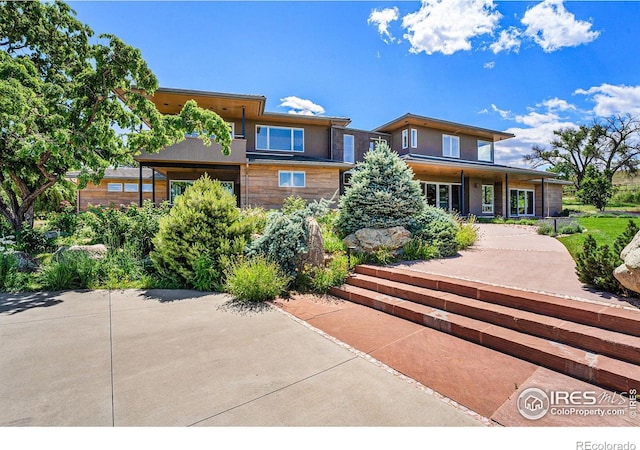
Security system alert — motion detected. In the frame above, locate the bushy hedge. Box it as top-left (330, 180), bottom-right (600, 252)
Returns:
top-left (336, 141), bottom-right (425, 237)
top-left (151, 175), bottom-right (252, 290)
top-left (407, 206), bottom-right (460, 257)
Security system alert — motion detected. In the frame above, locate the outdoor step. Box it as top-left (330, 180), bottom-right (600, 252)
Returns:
top-left (329, 283), bottom-right (640, 393)
top-left (346, 273), bottom-right (640, 365)
top-left (355, 265), bottom-right (640, 338)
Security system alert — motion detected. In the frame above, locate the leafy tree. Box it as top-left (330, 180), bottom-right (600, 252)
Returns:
top-left (336, 140), bottom-right (425, 237)
top-left (524, 115), bottom-right (640, 190)
top-left (0, 1), bottom-right (231, 232)
top-left (576, 166), bottom-right (613, 211)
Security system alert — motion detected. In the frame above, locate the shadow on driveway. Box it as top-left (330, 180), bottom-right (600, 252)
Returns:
top-left (0, 291), bottom-right (66, 315)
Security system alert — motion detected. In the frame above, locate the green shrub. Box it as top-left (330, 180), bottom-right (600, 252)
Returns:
top-left (192, 253), bottom-right (220, 292)
top-left (613, 220), bottom-right (639, 257)
top-left (575, 235), bottom-right (621, 293)
top-left (47, 200), bottom-right (79, 235)
top-left (248, 198), bottom-right (331, 277)
top-left (282, 195), bottom-right (308, 215)
top-left (15, 225), bottom-right (52, 255)
top-left (151, 175), bottom-right (251, 289)
top-left (296, 253), bottom-right (350, 294)
top-left (558, 223), bottom-right (583, 235)
top-left (0, 252), bottom-right (17, 291)
top-left (402, 238), bottom-right (440, 261)
top-left (336, 141), bottom-right (425, 237)
top-left (537, 223), bottom-right (555, 236)
top-left (456, 215), bottom-right (478, 250)
top-left (224, 255), bottom-right (291, 303)
top-left (94, 247), bottom-right (148, 289)
top-left (239, 206), bottom-right (268, 235)
top-left (408, 206), bottom-right (460, 257)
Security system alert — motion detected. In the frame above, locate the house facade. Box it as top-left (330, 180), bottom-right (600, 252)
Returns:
top-left (82, 87), bottom-right (564, 217)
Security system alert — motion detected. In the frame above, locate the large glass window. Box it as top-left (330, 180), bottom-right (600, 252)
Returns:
top-left (402, 129), bottom-right (409, 149)
top-left (343, 134), bottom-right (354, 163)
top-left (443, 135), bottom-right (460, 158)
top-left (478, 140), bottom-right (494, 162)
top-left (107, 183), bottom-right (122, 192)
top-left (124, 183), bottom-right (138, 193)
top-left (421, 182), bottom-right (461, 212)
top-left (256, 126), bottom-right (304, 152)
top-left (510, 189), bottom-right (535, 216)
top-left (482, 185), bottom-right (494, 214)
top-left (279, 171), bottom-right (305, 188)
top-left (411, 129), bottom-right (418, 149)
top-left (170, 180), bottom-right (194, 204)
top-left (142, 183), bottom-right (153, 193)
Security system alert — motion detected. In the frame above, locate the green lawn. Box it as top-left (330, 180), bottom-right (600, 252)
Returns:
top-left (558, 217), bottom-right (639, 259)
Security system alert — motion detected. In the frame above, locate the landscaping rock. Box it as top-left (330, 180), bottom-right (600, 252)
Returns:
top-left (614, 230), bottom-right (640, 293)
top-left (296, 217), bottom-right (324, 271)
top-left (13, 251), bottom-right (38, 272)
top-left (344, 226), bottom-right (411, 255)
top-left (54, 244), bottom-right (108, 260)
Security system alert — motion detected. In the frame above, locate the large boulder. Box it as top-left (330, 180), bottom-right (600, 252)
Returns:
top-left (344, 226), bottom-right (411, 255)
top-left (614, 230), bottom-right (640, 293)
top-left (296, 217), bottom-right (324, 271)
top-left (13, 251), bottom-right (38, 272)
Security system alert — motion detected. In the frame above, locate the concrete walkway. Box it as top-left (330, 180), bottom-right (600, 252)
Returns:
top-left (395, 223), bottom-right (639, 309)
top-left (0, 289), bottom-right (481, 427)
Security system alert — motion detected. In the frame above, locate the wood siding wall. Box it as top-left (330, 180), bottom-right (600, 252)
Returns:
top-left (77, 179), bottom-right (168, 211)
top-left (242, 164), bottom-right (340, 210)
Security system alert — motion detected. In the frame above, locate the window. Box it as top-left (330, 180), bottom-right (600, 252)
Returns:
top-left (185, 122), bottom-right (235, 139)
top-left (343, 171), bottom-right (353, 186)
top-left (343, 134), bottom-right (355, 163)
top-left (142, 183), bottom-right (153, 193)
top-left (482, 185), bottom-right (494, 214)
top-left (402, 129), bottom-right (409, 149)
top-left (220, 181), bottom-right (234, 195)
top-left (443, 135), bottom-right (460, 158)
top-left (256, 125), bottom-right (303, 152)
top-left (411, 129), bottom-right (418, 149)
top-left (278, 171), bottom-right (305, 188)
top-left (421, 182), bottom-right (461, 212)
top-left (107, 183), bottom-right (122, 192)
top-left (169, 180), bottom-right (194, 203)
top-left (510, 189), bottom-right (535, 216)
top-left (124, 183), bottom-right (138, 193)
top-left (478, 140), bottom-right (494, 162)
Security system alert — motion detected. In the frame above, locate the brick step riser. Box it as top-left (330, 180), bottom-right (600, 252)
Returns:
top-left (355, 265), bottom-right (640, 338)
top-left (346, 276), bottom-right (640, 366)
top-left (330, 285), bottom-right (640, 394)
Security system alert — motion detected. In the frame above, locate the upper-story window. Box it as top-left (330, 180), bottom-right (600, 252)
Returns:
top-left (443, 134), bottom-right (460, 158)
top-left (256, 125), bottom-right (304, 152)
top-left (185, 122), bottom-right (235, 139)
top-left (411, 129), bottom-right (418, 149)
top-left (343, 134), bottom-right (354, 163)
top-left (478, 140), bottom-right (494, 162)
top-left (402, 129), bottom-right (409, 149)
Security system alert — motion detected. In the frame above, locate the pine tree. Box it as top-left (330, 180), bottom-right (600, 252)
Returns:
top-left (336, 141), bottom-right (426, 237)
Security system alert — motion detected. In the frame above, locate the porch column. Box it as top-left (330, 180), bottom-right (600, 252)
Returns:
top-left (505, 173), bottom-right (509, 219)
top-left (460, 170), bottom-right (465, 216)
top-left (541, 177), bottom-right (546, 218)
top-left (241, 106), bottom-right (246, 139)
top-left (152, 169), bottom-right (156, 206)
top-left (138, 165), bottom-right (143, 207)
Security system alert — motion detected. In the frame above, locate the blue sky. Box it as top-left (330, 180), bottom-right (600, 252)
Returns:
top-left (70, 1), bottom-right (640, 167)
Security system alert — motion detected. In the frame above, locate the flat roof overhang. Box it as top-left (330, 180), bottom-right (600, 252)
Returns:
top-left (403, 155), bottom-right (558, 182)
top-left (374, 113), bottom-right (515, 142)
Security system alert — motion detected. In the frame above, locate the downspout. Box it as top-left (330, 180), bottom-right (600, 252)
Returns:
top-left (542, 177), bottom-right (549, 218)
top-left (152, 169), bottom-right (156, 206)
top-left (330, 126), bottom-right (334, 161)
top-left (242, 107), bottom-right (246, 139)
top-left (460, 170), bottom-right (465, 216)
top-left (505, 173), bottom-right (509, 219)
top-left (138, 165), bottom-right (143, 207)
top-left (245, 161), bottom-right (249, 207)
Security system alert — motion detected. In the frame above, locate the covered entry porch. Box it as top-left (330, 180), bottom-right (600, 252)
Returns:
top-left (404, 155), bottom-right (561, 218)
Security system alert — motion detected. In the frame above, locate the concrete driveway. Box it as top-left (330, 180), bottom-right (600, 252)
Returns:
top-left (0, 289), bottom-right (482, 427)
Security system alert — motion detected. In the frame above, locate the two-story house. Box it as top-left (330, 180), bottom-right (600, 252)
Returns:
top-left (79, 87), bottom-right (564, 218)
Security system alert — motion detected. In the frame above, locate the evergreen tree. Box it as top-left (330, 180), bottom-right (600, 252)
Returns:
top-left (576, 166), bottom-right (613, 211)
top-left (336, 141), bottom-right (425, 237)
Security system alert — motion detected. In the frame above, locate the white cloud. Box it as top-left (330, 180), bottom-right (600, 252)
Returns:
top-left (491, 104), bottom-right (513, 120)
top-left (368, 7), bottom-right (400, 43)
top-left (521, 0), bottom-right (600, 52)
top-left (484, 61), bottom-right (495, 69)
top-left (539, 97), bottom-right (577, 112)
top-left (489, 27), bottom-right (521, 54)
top-left (401, 0), bottom-right (501, 55)
top-left (575, 84), bottom-right (640, 117)
top-left (515, 110), bottom-right (560, 128)
top-left (279, 96), bottom-right (325, 116)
